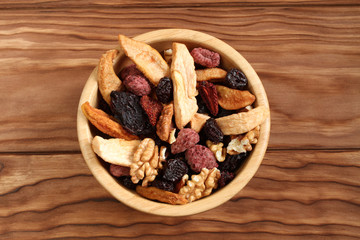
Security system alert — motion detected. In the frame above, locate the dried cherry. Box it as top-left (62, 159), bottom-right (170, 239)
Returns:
top-left (225, 68), bottom-right (248, 90)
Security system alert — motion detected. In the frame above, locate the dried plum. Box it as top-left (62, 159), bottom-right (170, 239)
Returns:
top-left (219, 152), bottom-right (247, 172)
top-left (156, 77), bottom-right (173, 103)
top-left (162, 158), bottom-right (189, 182)
top-left (203, 118), bottom-right (224, 143)
top-left (110, 91), bottom-right (153, 135)
top-left (225, 68), bottom-right (248, 90)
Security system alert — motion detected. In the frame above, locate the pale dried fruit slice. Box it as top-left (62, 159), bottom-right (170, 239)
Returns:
top-left (171, 42), bottom-right (198, 129)
top-left (156, 103), bottom-right (174, 141)
top-left (81, 102), bottom-right (139, 140)
top-left (196, 68), bottom-right (227, 82)
top-left (97, 49), bottom-right (122, 104)
top-left (216, 85), bottom-right (256, 110)
top-left (91, 136), bottom-right (141, 167)
top-left (216, 106), bottom-right (269, 135)
top-left (189, 113), bottom-right (210, 133)
top-left (118, 35), bottom-right (169, 86)
top-left (136, 186), bottom-right (188, 205)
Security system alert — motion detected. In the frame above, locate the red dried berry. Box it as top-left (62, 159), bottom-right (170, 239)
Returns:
top-left (191, 47), bottom-right (220, 68)
top-left (225, 68), bottom-right (248, 90)
top-left (123, 75), bottom-right (151, 96)
top-left (119, 64), bottom-right (143, 80)
top-left (171, 128), bottom-right (200, 154)
top-left (156, 77), bottom-right (173, 104)
top-left (185, 145), bottom-right (218, 172)
top-left (109, 164), bottom-right (130, 177)
top-left (140, 95), bottom-right (163, 126)
top-left (203, 118), bottom-right (224, 143)
top-left (162, 158), bottom-right (189, 182)
top-left (218, 171), bottom-right (235, 189)
top-left (198, 81), bottom-right (218, 116)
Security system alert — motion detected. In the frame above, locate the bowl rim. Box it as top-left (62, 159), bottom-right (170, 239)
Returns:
top-left (77, 28), bottom-right (270, 216)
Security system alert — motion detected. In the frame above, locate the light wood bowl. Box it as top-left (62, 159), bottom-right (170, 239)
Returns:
top-left (77, 29), bottom-right (270, 216)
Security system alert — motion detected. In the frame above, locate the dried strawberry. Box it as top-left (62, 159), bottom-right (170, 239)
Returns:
top-left (140, 95), bottom-right (163, 126)
top-left (185, 145), bottom-right (218, 172)
top-left (109, 164), bottom-right (130, 177)
top-left (191, 47), bottom-right (220, 68)
top-left (198, 81), bottom-right (218, 116)
top-left (171, 128), bottom-right (200, 154)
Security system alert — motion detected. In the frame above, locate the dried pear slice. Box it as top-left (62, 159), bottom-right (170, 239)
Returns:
top-left (171, 42), bottom-right (198, 129)
top-left (118, 35), bottom-right (169, 86)
top-left (92, 136), bottom-right (141, 167)
top-left (216, 85), bottom-right (256, 110)
top-left (97, 49), bottom-right (122, 104)
top-left (216, 106), bottom-right (270, 135)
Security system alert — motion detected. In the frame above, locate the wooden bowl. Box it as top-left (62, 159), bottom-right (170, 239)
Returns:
top-left (77, 29), bottom-right (270, 216)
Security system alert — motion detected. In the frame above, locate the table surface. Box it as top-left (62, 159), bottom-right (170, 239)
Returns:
top-left (0, 1), bottom-right (359, 239)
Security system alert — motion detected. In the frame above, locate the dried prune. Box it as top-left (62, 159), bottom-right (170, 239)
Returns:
top-left (219, 152), bottom-right (247, 172)
top-left (110, 91), bottom-right (153, 135)
top-left (198, 81), bottom-right (218, 116)
top-left (191, 47), bottom-right (220, 68)
top-left (225, 68), bottom-right (248, 90)
top-left (156, 77), bottom-right (173, 103)
top-left (152, 178), bottom-right (175, 192)
top-left (163, 158), bottom-right (189, 182)
top-left (119, 176), bottom-right (137, 190)
top-left (203, 118), bottom-right (224, 143)
top-left (218, 171), bottom-right (235, 189)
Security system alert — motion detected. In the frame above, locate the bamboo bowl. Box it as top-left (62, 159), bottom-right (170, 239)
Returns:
top-left (77, 29), bottom-right (270, 216)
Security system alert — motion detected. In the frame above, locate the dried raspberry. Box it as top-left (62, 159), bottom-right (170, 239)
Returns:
top-left (171, 128), bottom-right (200, 154)
top-left (152, 178), bottom-right (175, 192)
top-left (140, 95), bottom-right (163, 126)
top-left (219, 152), bottom-right (247, 172)
top-left (191, 47), bottom-right (220, 68)
top-left (203, 118), bottom-right (224, 143)
top-left (198, 81), bottom-right (218, 116)
top-left (185, 145), bottom-right (218, 172)
top-left (109, 164), bottom-right (130, 177)
top-left (119, 64), bottom-right (143, 80)
top-left (225, 68), bottom-right (248, 90)
top-left (162, 158), bottom-right (188, 182)
top-left (110, 91), bottom-right (153, 135)
top-left (218, 171), bottom-right (235, 189)
top-left (156, 77), bottom-right (173, 104)
top-left (123, 75), bottom-right (151, 97)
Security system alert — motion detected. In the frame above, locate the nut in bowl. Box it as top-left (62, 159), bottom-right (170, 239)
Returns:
top-left (77, 29), bottom-right (270, 216)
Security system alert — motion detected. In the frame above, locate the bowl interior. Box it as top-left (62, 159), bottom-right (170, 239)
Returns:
top-left (77, 29), bottom-right (270, 216)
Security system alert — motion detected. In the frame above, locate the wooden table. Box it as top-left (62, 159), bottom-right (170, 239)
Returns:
top-left (1, 1), bottom-right (359, 239)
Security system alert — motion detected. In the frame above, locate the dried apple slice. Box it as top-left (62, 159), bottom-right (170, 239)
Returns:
top-left (97, 49), bottom-right (122, 104)
top-left (92, 136), bottom-right (141, 167)
top-left (118, 34), bottom-right (169, 86)
top-left (216, 85), bottom-right (256, 110)
top-left (171, 42), bottom-right (198, 129)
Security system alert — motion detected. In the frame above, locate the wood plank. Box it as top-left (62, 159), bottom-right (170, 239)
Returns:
top-left (0, 0), bottom-right (359, 9)
top-left (0, 150), bottom-right (359, 239)
top-left (0, 6), bottom-right (359, 152)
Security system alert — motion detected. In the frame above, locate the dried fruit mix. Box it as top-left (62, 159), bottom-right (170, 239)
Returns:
top-left (82, 34), bottom-right (269, 205)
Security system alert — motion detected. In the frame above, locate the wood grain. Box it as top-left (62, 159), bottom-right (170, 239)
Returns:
top-left (0, 150), bottom-right (358, 239)
top-left (0, 6), bottom-right (359, 152)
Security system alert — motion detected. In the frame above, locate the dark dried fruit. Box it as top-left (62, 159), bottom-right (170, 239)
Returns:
top-left (218, 171), bottom-right (235, 189)
top-left (203, 118), bottom-right (224, 143)
top-left (171, 128), bottom-right (200, 154)
top-left (217, 106), bottom-right (237, 118)
top-left (191, 47), bottom-right (220, 68)
top-left (110, 91), bottom-right (153, 135)
top-left (123, 75), bottom-right (151, 96)
top-left (119, 176), bottom-right (137, 190)
top-left (156, 77), bottom-right (173, 103)
top-left (196, 95), bottom-right (210, 114)
top-left (140, 95), bottom-right (163, 126)
top-left (152, 178), bottom-right (175, 192)
top-left (198, 81), bottom-right (218, 116)
top-left (185, 145), bottom-right (218, 172)
top-left (225, 68), bottom-right (248, 90)
top-left (219, 152), bottom-right (247, 172)
top-left (163, 158), bottom-right (189, 182)
top-left (109, 164), bottom-right (130, 177)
